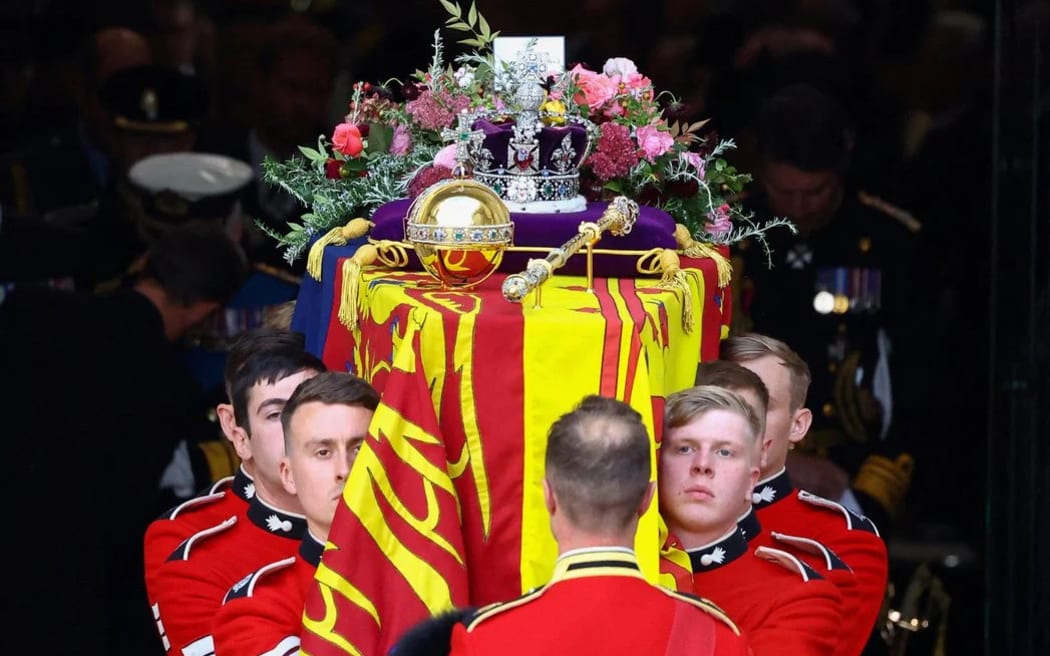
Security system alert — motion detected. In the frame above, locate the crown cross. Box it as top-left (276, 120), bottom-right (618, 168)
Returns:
top-left (441, 111), bottom-right (485, 170)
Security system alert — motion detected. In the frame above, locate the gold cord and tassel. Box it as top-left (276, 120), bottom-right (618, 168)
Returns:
top-left (673, 224), bottom-right (733, 288)
top-left (638, 248), bottom-right (695, 334)
top-left (306, 218), bottom-right (374, 280)
top-left (337, 244), bottom-right (379, 330)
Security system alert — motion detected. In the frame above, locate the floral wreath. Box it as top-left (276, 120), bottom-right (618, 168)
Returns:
top-left (261, 1), bottom-right (794, 264)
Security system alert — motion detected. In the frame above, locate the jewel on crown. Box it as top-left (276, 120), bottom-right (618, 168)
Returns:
top-left (463, 41), bottom-right (593, 213)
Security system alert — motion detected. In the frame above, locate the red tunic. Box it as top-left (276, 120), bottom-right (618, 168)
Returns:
top-left (689, 527), bottom-right (843, 656)
top-left (212, 534), bottom-right (323, 656)
top-left (450, 549), bottom-right (749, 656)
top-left (149, 495), bottom-right (306, 655)
top-left (753, 470), bottom-right (888, 656)
top-left (144, 468), bottom-right (254, 591)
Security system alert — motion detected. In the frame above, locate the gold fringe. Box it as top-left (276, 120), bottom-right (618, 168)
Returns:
top-left (655, 249), bottom-right (695, 334)
top-left (673, 223), bottom-right (733, 288)
top-left (306, 218), bottom-right (374, 281)
top-left (337, 244), bottom-right (378, 330)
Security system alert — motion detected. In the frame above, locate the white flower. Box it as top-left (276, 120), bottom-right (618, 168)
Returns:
top-left (454, 66), bottom-right (476, 88)
top-left (602, 57), bottom-right (638, 78)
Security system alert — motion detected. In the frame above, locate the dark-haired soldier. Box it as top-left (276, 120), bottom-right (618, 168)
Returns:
top-left (143, 328), bottom-right (311, 589)
top-left (213, 372), bottom-right (379, 656)
top-left (398, 396), bottom-right (749, 656)
top-left (737, 83), bottom-right (918, 526)
top-left (148, 342), bottom-right (327, 655)
top-left (0, 223), bottom-right (246, 654)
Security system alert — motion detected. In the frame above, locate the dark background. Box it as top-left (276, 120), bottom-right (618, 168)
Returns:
top-left (0, 1), bottom-right (1046, 654)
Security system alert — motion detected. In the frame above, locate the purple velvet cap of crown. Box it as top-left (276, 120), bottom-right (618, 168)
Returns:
top-left (473, 119), bottom-right (589, 172)
top-left (371, 198), bottom-right (677, 278)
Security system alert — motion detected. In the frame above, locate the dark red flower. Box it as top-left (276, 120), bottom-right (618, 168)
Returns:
top-left (401, 81), bottom-right (421, 101)
top-left (324, 158), bottom-right (342, 180)
top-left (665, 178), bottom-right (699, 198)
top-left (408, 165), bottom-right (453, 198)
top-left (356, 123), bottom-right (371, 138)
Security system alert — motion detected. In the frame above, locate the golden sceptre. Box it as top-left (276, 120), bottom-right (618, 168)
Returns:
top-left (502, 196), bottom-right (640, 304)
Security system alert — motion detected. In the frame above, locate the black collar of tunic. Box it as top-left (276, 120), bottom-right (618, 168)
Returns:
top-left (247, 495), bottom-right (307, 539)
top-left (687, 527), bottom-right (750, 573)
top-left (751, 468), bottom-right (794, 510)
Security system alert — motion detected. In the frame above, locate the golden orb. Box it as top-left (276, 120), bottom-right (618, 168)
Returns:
top-left (404, 178), bottom-right (513, 289)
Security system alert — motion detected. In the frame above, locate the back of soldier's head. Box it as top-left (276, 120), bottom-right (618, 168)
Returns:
top-left (141, 222), bottom-right (246, 307)
top-left (756, 83), bottom-right (852, 174)
top-left (230, 345), bottom-right (326, 432)
top-left (545, 396), bottom-right (651, 534)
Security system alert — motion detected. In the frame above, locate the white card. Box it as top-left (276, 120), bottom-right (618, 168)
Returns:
top-left (493, 36), bottom-right (565, 75)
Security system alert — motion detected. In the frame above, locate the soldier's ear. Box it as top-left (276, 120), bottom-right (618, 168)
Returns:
top-left (788, 407), bottom-right (812, 444)
top-left (216, 403), bottom-right (236, 442)
top-left (542, 479), bottom-right (556, 515)
top-left (279, 457), bottom-right (296, 496)
top-left (638, 481), bottom-right (655, 517)
top-left (229, 422), bottom-right (253, 462)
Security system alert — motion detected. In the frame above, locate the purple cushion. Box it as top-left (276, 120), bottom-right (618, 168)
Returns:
top-left (369, 199), bottom-right (677, 278)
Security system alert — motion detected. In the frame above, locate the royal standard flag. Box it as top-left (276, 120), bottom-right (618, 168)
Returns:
top-left (304, 260), bottom-right (727, 656)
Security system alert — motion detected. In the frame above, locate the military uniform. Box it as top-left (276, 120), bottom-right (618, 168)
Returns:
top-left (144, 467), bottom-right (255, 591)
top-left (149, 495), bottom-right (306, 655)
top-left (688, 526), bottom-right (843, 656)
top-left (752, 470), bottom-right (888, 655)
top-left (450, 549), bottom-right (748, 656)
top-left (212, 533), bottom-right (324, 656)
top-left (737, 189), bottom-right (918, 517)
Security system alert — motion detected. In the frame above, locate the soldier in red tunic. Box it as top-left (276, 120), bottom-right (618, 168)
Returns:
top-left (722, 334), bottom-right (889, 656)
top-left (143, 329), bottom-right (305, 586)
top-left (213, 372), bottom-right (379, 656)
top-left (660, 385), bottom-right (843, 656)
top-left (147, 344), bottom-right (326, 655)
top-left (439, 396), bottom-right (748, 656)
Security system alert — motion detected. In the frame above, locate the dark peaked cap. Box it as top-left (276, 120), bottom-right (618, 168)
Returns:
top-left (99, 65), bottom-right (208, 133)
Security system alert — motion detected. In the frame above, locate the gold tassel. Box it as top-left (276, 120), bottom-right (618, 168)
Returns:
top-left (673, 223), bottom-right (733, 288)
top-left (337, 244), bottom-right (379, 330)
top-left (656, 249), bottom-right (695, 334)
top-left (306, 218), bottom-right (374, 281)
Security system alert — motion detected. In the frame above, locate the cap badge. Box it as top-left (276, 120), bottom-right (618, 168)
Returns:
top-left (140, 88), bottom-right (159, 121)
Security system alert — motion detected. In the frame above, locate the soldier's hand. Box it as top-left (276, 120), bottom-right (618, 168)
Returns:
top-left (786, 451), bottom-right (850, 500)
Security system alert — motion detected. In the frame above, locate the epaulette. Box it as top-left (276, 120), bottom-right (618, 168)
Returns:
top-left (462, 587), bottom-right (547, 631)
top-left (162, 489), bottom-right (227, 521)
top-left (798, 490), bottom-right (880, 536)
top-left (770, 531), bottom-right (851, 572)
top-left (166, 515), bottom-right (237, 562)
top-left (222, 556), bottom-right (296, 603)
top-left (857, 191), bottom-right (922, 233)
top-left (657, 588), bottom-right (741, 636)
top-left (754, 546), bottom-right (824, 582)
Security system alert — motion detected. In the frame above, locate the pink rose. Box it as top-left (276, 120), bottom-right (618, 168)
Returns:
top-left (705, 203), bottom-right (733, 236)
top-left (571, 64), bottom-right (617, 110)
top-left (433, 144), bottom-right (457, 170)
top-left (389, 124), bottom-right (412, 156)
top-left (636, 125), bottom-right (674, 162)
top-left (331, 122), bottom-right (363, 157)
top-left (602, 57), bottom-right (638, 77)
top-left (682, 151), bottom-right (706, 178)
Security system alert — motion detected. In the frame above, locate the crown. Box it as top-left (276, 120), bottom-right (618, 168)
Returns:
top-left (445, 43), bottom-right (593, 214)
